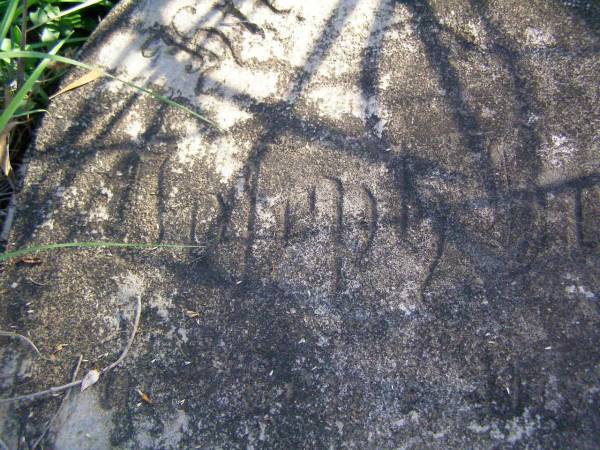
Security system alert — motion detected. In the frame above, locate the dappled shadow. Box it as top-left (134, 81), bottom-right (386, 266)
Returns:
top-left (4, 0), bottom-right (600, 446)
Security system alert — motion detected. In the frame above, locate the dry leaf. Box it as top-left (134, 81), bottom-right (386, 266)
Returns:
top-left (136, 389), bottom-right (153, 405)
top-left (81, 369), bottom-right (100, 392)
top-left (18, 256), bottom-right (42, 265)
top-left (185, 310), bottom-right (200, 319)
top-left (50, 69), bottom-right (103, 100)
top-left (0, 121), bottom-right (22, 177)
top-left (0, 130), bottom-right (12, 178)
top-left (55, 343), bottom-right (68, 352)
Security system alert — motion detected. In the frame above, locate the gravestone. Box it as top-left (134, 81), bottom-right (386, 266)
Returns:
top-left (1, 0), bottom-right (600, 447)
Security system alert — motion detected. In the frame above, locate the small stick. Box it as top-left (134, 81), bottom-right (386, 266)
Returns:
top-left (31, 355), bottom-right (82, 450)
top-left (101, 295), bottom-right (141, 375)
top-left (0, 380), bottom-right (81, 404)
top-left (26, 278), bottom-right (48, 286)
top-left (0, 330), bottom-right (43, 358)
top-left (0, 296), bottom-right (142, 405)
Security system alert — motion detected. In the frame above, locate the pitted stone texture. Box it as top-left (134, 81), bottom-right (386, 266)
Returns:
top-left (1, 0), bottom-right (600, 448)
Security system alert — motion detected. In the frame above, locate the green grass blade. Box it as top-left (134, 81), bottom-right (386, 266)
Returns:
top-left (0, 241), bottom-right (202, 262)
top-left (0, 40), bottom-right (66, 136)
top-left (112, 77), bottom-right (220, 128)
top-left (0, 50), bottom-right (220, 129)
top-left (27, 37), bottom-right (86, 49)
top-left (0, 0), bottom-right (19, 42)
top-left (12, 108), bottom-right (47, 117)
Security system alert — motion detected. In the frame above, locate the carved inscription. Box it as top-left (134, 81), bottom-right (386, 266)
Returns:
top-left (82, 142), bottom-right (599, 310)
top-left (198, 177), bottom-right (380, 255)
top-left (138, 1), bottom-right (282, 91)
top-left (172, 160), bottom-right (439, 309)
top-left (578, 184), bottom-right (600, 249)
top-left (541, 175), bottom-right (600, 251)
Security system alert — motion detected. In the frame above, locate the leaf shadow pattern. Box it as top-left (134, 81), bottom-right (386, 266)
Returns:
top-left (3, 0), bottom-right (600, 447)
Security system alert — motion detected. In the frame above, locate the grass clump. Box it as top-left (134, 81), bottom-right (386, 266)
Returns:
top-left (0, 0), bottom-right (217, 252)
top-left (0, 0), bottom-right (114, 249)
top-left (0, 0), bottom-right (115, 182)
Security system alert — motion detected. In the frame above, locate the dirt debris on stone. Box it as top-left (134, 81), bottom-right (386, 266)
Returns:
top-left (1, 0), bottom-right (600, 448)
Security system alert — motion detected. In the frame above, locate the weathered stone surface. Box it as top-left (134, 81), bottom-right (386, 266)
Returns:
top-left (1, 0), bottom-right (600, 447)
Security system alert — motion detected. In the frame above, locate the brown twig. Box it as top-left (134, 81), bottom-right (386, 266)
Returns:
top-left (0, 296), bottom-right (142, 405)
top-left (0, 380), bottom-right (82, 405)
top-left (0, 330), bottom-right (43, 358)
top-left (31, 354), bottom-right (82, 450)
top-left (26, 277), bottom-right (48, 286)
top-left (101, 295), bottom-right (141, 375)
